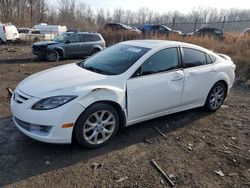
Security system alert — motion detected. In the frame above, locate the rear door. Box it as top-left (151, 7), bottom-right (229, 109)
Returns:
top-left (64, 34), bottom-right (81, 57)
top-left (80, 34), bottom-right (94, 56)
top-left (127, 48), bottom-right (184, 122)
top-left (180, 47), bottom-right (216, 106)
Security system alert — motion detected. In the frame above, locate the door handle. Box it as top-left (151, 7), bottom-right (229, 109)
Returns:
top-left (189, 71), bottom-right (196, 75)
top-left (172, 76), bottom-right (183, 81)
top-left (209, 68), bottom-right (216, 73)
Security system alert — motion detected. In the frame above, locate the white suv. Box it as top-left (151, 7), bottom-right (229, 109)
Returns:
top-left (0, 23), bottom-right (19, 44)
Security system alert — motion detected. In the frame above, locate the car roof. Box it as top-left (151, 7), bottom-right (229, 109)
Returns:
top-left (67, 32), bottom-right (100, 35)
top-left (120, 40), bottom-right (210, 52)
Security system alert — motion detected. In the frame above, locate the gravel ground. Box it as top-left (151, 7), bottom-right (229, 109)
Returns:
top-left (0, 44), bottom-right (249, 187)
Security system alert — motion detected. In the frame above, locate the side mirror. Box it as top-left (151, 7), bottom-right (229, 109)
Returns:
top-left (131, 67), bottom-right (142, 78)
top-left (65, 40), bottom-right (71, 44)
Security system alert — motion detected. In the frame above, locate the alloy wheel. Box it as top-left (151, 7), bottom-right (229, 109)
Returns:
top-left (47, 50), bottom-right (59, 62)
top-left (83, 110), bottom-right (116, 145)
top-left (208, 85), bottom-right (225, 110)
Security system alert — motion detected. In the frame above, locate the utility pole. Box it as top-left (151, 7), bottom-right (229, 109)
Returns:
top-left (221, 16), bottom-right (226, 32)
top-left (193, 18), bottom-right (198, 32)
top-left (29, 0), bottom-right (33, 26)
top-left (171, 17), bottom-right (176, 29)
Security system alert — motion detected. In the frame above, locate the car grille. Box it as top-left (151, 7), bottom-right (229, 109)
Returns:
top-left (13, 90), bottom-right (31, 104)
top-left (14, 117), bottom-right (31, 131)
top-left (33, 46), bottom-right (47, 52)
top-left (13, 117), bottom-right (52, 135)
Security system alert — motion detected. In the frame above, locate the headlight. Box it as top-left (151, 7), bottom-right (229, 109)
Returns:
top-left (32, 96), bottom-right (77, 110)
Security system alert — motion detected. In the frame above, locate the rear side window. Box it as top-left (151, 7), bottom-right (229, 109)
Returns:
top-left (92, 35), bottom-right (101, 41)
top-left (81, 34), bottom-right (101, 42)
top-left (182, 48), bottom-right (206, 68)
top-left (141, 48), bottom-right (179, 76)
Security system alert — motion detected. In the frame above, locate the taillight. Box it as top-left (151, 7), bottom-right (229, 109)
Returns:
top-left (3, 26), bottom-right (6, 33)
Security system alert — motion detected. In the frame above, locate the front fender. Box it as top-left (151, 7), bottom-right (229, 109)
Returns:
top-left (78, 87), bottom-right (126, 109)
top-left (47, 46), bottom-right (65, 57)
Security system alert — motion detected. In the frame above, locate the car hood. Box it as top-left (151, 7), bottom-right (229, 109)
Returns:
top-left (33, 41), bottom-right (59, 47)
top-left (17, 63), bottom-right (109, 97)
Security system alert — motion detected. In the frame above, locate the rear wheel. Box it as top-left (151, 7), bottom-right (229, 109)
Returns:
top-left (47, 50), bottom-right (59, 62)
top-left (204, 82), bottom-right (227, 112)
top-left (75, 103), bottom-right (119, 148)
top-left (0, 38), bottom-right (3, 44)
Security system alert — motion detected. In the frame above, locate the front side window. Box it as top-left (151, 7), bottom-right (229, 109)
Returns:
top-left (68, 34), bottom-right (80, 43)
top-left (182, 48), bottom-right (206, 68)
top-left (140, 48), bottom-right (179, 76)
top-left (53, 33), bottom-right (70, 42)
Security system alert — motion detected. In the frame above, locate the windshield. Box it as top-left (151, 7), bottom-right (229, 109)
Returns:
top-left (53, 33), bottom-right (70, 42)
top-left (77, 44), bottom-right (150, 75)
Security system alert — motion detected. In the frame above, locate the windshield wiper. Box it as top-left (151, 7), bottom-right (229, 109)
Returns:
top-left (77, 62), bottom-right (114, 75)
top-left (84, 66), bottom-right (113, 75)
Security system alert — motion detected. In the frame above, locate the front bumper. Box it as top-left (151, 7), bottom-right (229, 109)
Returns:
top-left (32, 46), bottom-right (47, 56)
top-left (10, 89), bottom-right (85, 144)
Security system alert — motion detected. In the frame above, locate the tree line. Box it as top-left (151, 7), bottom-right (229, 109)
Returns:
top-left (0, 0), bottom-right (249, 32)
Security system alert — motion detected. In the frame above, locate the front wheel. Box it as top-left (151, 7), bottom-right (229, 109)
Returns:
top-left (204, 82), bottom-right (227, 112)
top-left (46, 50), bottom-right (59, 62)
top-left (75, 103), bottom-right (119, 148)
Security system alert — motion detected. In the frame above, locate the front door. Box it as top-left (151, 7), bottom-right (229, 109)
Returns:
top-left (127, 48), bottom-right (184, 122)
top-left (64, 34), bottom-right (81, 57)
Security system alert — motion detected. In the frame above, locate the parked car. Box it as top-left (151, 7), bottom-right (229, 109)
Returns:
top-left (240, 28), bottom-right (250, 36)
top-left (18, 28), bottom-right (55, 42)
top-left (104, 23), bottom-right (141, 34)
top-left (33, 23), bottom-right (67, 36)
top-left (185, 27), bottom-right (223, 40)
top-left (142, 24), bottom-right (182, 36)
top-left (32, 32), bottom-right (106, 61)
top-left (11, 40), bottom-right (236, 148)
top-left (0, 23), bottom-right (19, 44)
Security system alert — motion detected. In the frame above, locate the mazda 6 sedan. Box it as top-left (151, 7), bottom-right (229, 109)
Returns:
top-left (10, 40), bottom-right (236, 148)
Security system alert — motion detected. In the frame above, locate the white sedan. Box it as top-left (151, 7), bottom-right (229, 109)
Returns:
top-left (10, 40), bottom-right (236, 148)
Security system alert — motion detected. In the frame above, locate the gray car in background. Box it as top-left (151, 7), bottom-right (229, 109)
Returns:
top-left (32, 32), bottom-right (106, 62)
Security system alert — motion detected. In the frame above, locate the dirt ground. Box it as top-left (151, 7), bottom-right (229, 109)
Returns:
top-left (0, 44), bottom-right (250, 187)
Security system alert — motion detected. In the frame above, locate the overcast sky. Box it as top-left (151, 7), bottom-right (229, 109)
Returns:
top-left (81, 0), bottom-right (250, 13)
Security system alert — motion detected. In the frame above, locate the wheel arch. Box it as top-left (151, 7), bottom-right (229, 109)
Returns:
top-left (216, 80), bottom-right (228, 94)
top-left (53, 47), bottom-right (65, 58)
top-left (72, 88), bottom-right (127, 142)
top-left (213, 72), bottom-right (231, 93)
top-left (92, 45), bottom-right (102, 51)
top-left (72, 100), bottom-right (126, 142)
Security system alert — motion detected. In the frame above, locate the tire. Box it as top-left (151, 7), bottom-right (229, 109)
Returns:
top-left (0, 38), bottom-right (3, 45)
top-left (75, 103), bottom-right (119, 148)
top-left (91, 48), bottom-right (100, 55)
top-left (46, 50), bottom-right (59, 62)
top-left (204, 82), bottom-right (227, 112)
